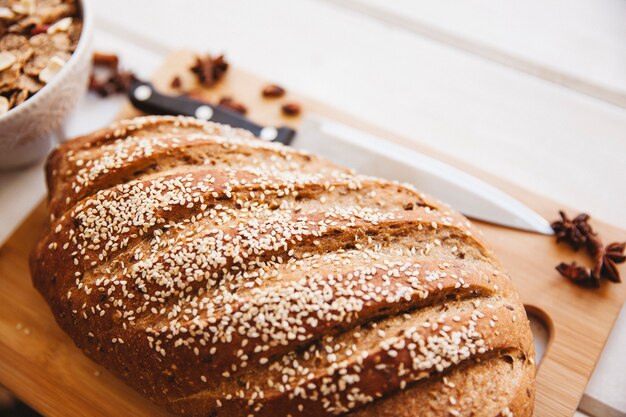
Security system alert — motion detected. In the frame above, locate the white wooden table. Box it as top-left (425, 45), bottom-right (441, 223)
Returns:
top-left (1, 1), bottom-right (625, 415)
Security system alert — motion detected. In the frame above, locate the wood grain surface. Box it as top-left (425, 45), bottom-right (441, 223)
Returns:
top-left (0, 51), bottom-right (624, 417)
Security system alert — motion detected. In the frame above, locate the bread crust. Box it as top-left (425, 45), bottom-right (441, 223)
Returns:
top-left (31, 116), bottom-right (535, 416)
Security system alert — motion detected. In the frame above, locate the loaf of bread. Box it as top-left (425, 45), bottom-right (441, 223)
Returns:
top-left (31, 115), bottom-right (535, 417)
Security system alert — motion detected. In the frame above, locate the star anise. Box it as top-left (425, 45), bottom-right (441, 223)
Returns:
top-left (190, 54), bottom-right (229, 87)
top-left (584, 227), bottom-right (625, 284)
top-left (552, 211), bottom-right (625, 287)
top-left (555, 262), bottom-right (599, 288)
top-left (551, 211), bottom-right (593, 250)
top-left (598, 242), bottom-right (626, 283)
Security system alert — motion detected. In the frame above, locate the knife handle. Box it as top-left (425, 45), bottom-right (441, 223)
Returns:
top-left (129, 80), bottom-right (296, 145)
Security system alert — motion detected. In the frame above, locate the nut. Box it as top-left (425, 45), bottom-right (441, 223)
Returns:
top-left (218, 97), bottom-right (247, 115)
top-left (281, 102), bottom-right (301, 117)
top-left (93, 52), bottom-right (119, 69)
top-left (262, 84), bottom-right (285, 98)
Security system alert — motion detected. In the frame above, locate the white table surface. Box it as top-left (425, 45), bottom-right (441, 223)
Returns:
top-left (1, 1), bottom-right (625, 415)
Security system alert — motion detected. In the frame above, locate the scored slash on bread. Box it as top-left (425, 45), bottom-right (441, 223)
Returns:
top-left (31, 116), bottom-right (535, 417)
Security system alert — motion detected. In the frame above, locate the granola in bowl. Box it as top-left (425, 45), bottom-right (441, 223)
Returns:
top-left (0, 0), bottom-right (91, 169)
top-left (0, 0), bottom-right (82, 115)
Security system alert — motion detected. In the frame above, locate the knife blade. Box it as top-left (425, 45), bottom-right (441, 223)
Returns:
top-left (296, 117), bottom-right (553, 234)
top-left (128, 80), bottom-right (553, 234)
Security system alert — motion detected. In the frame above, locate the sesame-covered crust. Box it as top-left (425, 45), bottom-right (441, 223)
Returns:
top-left (31, 116), bottom-right (535, 417)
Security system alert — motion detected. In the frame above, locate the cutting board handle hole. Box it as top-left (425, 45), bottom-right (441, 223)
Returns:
top-left (524, 305), bottom-right (553, 367)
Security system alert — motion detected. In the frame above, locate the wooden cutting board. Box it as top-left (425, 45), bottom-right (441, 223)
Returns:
top-left (0, 50), bottom-right (624, 417)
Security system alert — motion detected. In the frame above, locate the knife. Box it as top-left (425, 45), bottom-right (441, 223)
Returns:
top-left (128, 80), bottom-right (553, 235)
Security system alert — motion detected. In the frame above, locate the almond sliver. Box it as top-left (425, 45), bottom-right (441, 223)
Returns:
top-left (49, 17), bottom-right (73, 34)
top-left (0, 6), bottom-right (15, 19)
top-left (11, 0), bottom-right (35, 15)
top-left (39, 55), bottom-right (66, 84)
top-left (0, 52), bottom-right (16, 72)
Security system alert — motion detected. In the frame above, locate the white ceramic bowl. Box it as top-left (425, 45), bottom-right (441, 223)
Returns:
top-left (0, 0), bottom-right (93, 170)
